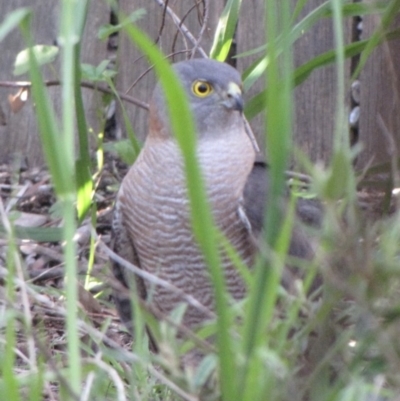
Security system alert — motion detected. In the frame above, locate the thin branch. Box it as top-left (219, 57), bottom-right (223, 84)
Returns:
top-left (0, 80), bottom-right (149, 110)
top-left (155, 0), bottom-right (169, 45)
top-left (171, 2), bottom-right (199, 59)
top-left (191, 0), bottom-right (210, 58)
top-left (170, 0), bottom-right (209, 59)
top-left (153, 0), bottom-right (208, 58)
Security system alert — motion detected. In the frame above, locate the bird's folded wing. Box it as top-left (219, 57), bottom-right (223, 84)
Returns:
top-left (243, 160), bottom-right (322, 260)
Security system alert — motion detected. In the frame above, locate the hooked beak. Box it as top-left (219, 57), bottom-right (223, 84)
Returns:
top-left (223, 82), bottom-right (260, 153)
top-left (222, 82), bottom-right (244, 112)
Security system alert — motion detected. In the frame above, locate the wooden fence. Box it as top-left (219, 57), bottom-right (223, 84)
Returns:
top-left (0, 0), bottom-right (399, 170)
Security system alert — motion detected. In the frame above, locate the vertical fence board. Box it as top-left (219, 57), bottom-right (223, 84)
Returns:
top-left (0, 1), bottom-right (109, 166)
top-left (236, 0), bottom-right (266, 154)
top-left (357, 14), bottom-right (400, 169)
top-left (292, 1), bottom-right (352, 165)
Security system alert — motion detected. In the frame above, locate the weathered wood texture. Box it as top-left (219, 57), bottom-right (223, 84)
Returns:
top-left (236, 0), bottom-right (266, 156)
top-left (291, 1), bottom-right (352, 165)
top-left (0, 1), bottom-right (109, 166)
top-left (357, 14), bottom-right (400, 168)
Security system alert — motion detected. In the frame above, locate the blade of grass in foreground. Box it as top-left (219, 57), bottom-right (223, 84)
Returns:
top-left (209, 0), bottom-right (242, 61)
top-left (20, 2), bottom-right (84, 395)
top-left (239, 0), bottom-right (293, 398)
top-left (121, 19), bottom-right (235, 401)
top-left (73, 1), bottom-right (94, 223)
top-left (58, 0), bottom-right (88, 395)
top-left (0, 210), bottom-right (20, 401)
top-left (328, 0), bottom-right (357, 209)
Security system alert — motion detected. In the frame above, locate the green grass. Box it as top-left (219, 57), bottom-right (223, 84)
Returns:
top-left (1, 0), bottom-right (400, 400)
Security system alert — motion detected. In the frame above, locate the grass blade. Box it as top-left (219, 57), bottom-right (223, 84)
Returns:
top-left (121, 20), bottom-right (235, 401)
top-left (209, 0), bottom-right (242, 61)
top-left (240, 0), bottom-right (293, 397)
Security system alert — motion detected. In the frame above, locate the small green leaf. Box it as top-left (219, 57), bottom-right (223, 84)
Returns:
top-left (0, 8), bottom-right (30, 42)
top-left (81, 60), bottom-right (116, 81)
top-left (104, 139), bottom-right (137, 165)
top-left (98, 9), bottom-right (146, 40)
top-left (13, 45), bottom-right (59, 76)
top-left (95, 59), bottom-right (111, 76)
top-left (193, 354), bottom-right (218, 389)
top-left (80, 63), bottom-right (98, 80)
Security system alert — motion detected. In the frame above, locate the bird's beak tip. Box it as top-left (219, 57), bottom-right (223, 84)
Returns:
top-left (224, 82), bottom-right (244, 112)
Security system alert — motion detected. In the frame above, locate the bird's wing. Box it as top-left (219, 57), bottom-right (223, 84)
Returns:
top-left (243, 161), bottom-right (322, 260)
top-left (243, 161), bottom-right (269, 237)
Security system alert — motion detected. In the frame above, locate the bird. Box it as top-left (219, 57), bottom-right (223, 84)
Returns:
top-left (110, 58), bottom-right (317, 344)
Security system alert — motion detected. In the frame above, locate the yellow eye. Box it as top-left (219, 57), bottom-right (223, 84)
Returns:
top-left (192, 80), bottom-right (213, 97)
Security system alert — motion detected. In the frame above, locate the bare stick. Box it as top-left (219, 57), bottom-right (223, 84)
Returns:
top-left (191, 0), bottom-right (210, 58)
top-left (153, 0), bottom-right (208, 58)
top-left (0, 80), bottom-right (149, 110)
top-left (155, 0), bottom-right (170, 45)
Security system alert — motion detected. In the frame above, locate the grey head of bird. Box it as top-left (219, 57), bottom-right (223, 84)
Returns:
top-left (149, 58), bottom-right (251, 142)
